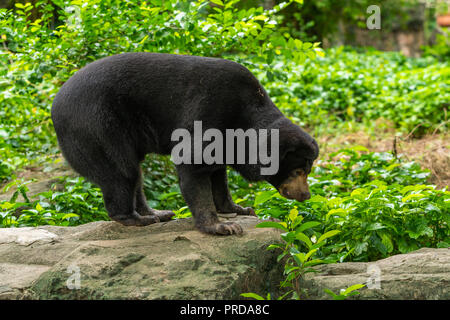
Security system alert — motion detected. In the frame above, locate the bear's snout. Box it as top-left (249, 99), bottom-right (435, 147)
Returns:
top-left (279, 169), bottom-right (311, 202)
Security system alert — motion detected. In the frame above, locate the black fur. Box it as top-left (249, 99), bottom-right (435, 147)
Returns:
top-left (51, 53), bottom-right (318, 235)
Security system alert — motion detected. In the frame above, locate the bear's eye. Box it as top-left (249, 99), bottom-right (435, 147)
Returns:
top-left (290, 169), bottom-right (303, 177)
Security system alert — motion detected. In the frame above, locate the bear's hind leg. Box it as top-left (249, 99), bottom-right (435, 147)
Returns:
top-left (100, 168), bottom-right (160, 227)
top-left (55, 119), bottom-right (161, 226)
top-left (210, 169), bottom-right (255, 216)
top-left (135, 169), bottom-right (175, 222)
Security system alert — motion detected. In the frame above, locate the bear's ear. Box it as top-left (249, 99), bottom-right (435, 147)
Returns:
top-left (307, 137), bottom-right (319, 160)
top-left (279, 146), bottom-right (296, 163)
top-left (274, 117), bottom-right (319, 162)
top-left (296, 128), bottom-right (319, 161)
top-left (281, 135), bottom-right (318, 161)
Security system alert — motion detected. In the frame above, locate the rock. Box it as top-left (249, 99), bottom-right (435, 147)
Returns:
top-left (299, 248), bottom-right (450, 300)
top-left (0, 216), bottom-right (283, 299)
top-left (0, 228), bottom-right (59, 246)
top-left (1, 217), bottom-right (447, 300)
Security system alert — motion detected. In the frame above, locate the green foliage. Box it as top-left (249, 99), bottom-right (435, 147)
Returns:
top-left (241, 147), bottom-right (448, 299)
top-left (251, 147), bottom-right (449, 263)
top-left (240, 292), bottom-right (268, 300)
top-left (312, 147), bottom-right (431, 196)
top-left (141, 154), bottom-right (184, 211)
top-left (313, 182), bottom-right (448, 261)
top-left (255, 207), bottom-right (342, 299)
top-left (423, 30), bottom-right (450, 62)
top-left (323, 284), bottom-right (365, 300)
top-left (256, 47), bottom-right (449, 136)
top-left (271, 0), bottom-right (423, 42)
top-left (0, 176), bottom-right (108, 227)
top-left (240, 291), bottom-right (292, 300)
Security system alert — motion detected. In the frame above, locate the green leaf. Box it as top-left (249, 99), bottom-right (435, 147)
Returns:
top-left (378, 232), bottom-right (394, 253)
top-left (343, 283), bottom-right (365, 295)
top-left (61, 213), bottom-right (79, 220)
top-left (308, 195), bottom-right (327, 203)
top-left (294, 39), bottom-right (303, 49)
top-left (437, 241), bottom-right (450, 248)
top-left (240, 292), bottom-right (265, 300)
top-left (158, 191), bottom-right (179, 200)
top-left (288, 208), bottom-right (298, 221)
top-left (277, 252), bottom-right (288, 262)
top-left (210, 0), bottom-right (224, 6)
top-left (354, 241), bottom-right (369, 255)
top-left (304, 248), bottom-right (317, 261)
top-left (281, 231), bottom-right (296, 242)
top-left (295, 232), bottom-right (312, 248)
top-left (326, 208), bottom-right (347, 220)
top-left (253, 15), bottom-right (268, 21)
top-left (294, 252), bottom-right (305, 264)
top-left (302, 42), bottom-right (312, 50)
top-left (295, 221), bottom-right (321, 233)
top-left (366, 223), bottom-right (385, 231)
top-left (324, 289), bottom-right (344, 300)
top-left (402, 193), bottom-right (425, 202)
top-left (255, 221), bottom-right (288, 231)
top-left (253, 190), bottom-right (277, 206)
top-left (406, 217), bottom-right (433, 239)
top-left (314, 48), bottom-right (325, 57)
top-left (266, 244), bottom-right (281, 250)
top-left (1, 202), bottom-right (14, 210)
top-left (310, 241), bottom-right (327, 250)
top-left (303, 259), bottom-right (324, 267)
top-left (323, 288), bottom-right (338, 298)
top-left (317, 230), bottom-right (341, 244)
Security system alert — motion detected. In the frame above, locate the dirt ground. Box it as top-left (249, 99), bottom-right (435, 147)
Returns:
top-left (319, 131), bottom-right (449, 188)
top-left (0, 158), bottom-right (74, 201)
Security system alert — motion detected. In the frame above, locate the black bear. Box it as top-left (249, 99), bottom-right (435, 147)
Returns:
top-left (51, 53), bottom-right (318, 235)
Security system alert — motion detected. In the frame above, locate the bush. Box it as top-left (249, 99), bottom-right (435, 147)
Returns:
top-left (256, 47), bottom-right (450, 135)
top-left (252, 147), bottom-right (449, 262)
top-left (0, 177), bottom-right (108, 227)
top-left (423, 30), bottom-right (450, 62)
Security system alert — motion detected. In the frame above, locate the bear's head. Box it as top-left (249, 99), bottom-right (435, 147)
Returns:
top-left (266, 121), bottom-right (319, 202)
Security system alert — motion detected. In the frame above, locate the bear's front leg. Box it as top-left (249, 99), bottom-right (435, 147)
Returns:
top-left (177, 166), bottom-right (243, 235)
top-left (210, 169), bottom-right (256, 216)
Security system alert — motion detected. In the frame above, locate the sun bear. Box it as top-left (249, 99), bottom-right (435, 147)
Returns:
top-left (51, 53), bottom-right (319, 235)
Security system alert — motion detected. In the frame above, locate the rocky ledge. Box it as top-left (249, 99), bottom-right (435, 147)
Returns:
top-left (300, 247), bottom-right (449, 300)
top-left (0, 216), bottom-right (282, 299)
top-left (0, 216), bottom-right (448, 300)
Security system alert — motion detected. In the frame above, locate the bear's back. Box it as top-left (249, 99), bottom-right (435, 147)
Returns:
top-left (52, 53), bottom-right (262, 115)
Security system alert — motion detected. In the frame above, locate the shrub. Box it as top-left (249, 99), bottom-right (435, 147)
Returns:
top-left (252, 147), bottom-right (449, 262)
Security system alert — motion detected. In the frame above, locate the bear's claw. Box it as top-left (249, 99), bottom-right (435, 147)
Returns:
top-left (111, 211), bottom-right (160, 226)
top-left (153, 210), bottom-right (176, 222)
top-left (139, 209), bottom-right (175, 222)
top-left (199, 221), bottom-right (243, 236)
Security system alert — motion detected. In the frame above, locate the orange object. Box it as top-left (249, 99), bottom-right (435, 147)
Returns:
top-left (437, 13), bottom-right (450, 27)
